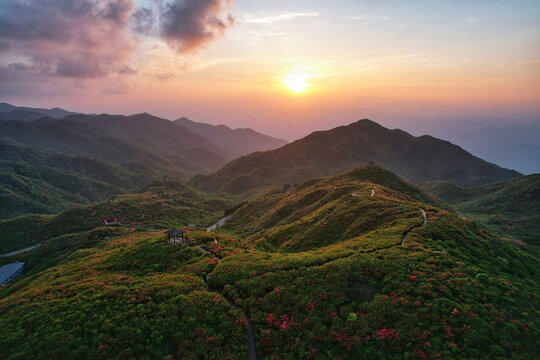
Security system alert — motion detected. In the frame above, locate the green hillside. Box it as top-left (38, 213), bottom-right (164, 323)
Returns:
top-left (0, 113), bottom-right (233, 181)
top-left (420, 174), bottom-right (540, 246)
top-left (1, 167), bottom-right (537, 359)
top-left (0, 180), bottom-right (232, 254)
top-left (0, 140), bottom-right (149, 219)
top-left (189, 119), bottom-right (520, 194)
top-left (0, 110), bottom-right (293, 220)
top-left (221, 166), bottom-right (450, 252)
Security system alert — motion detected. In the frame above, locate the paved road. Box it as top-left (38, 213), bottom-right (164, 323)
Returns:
top-left (2, 244), bottom-right (41, 257)
top-left (206, 215), bottom-right (232, 232)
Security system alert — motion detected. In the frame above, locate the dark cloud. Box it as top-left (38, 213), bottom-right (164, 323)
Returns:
top-left (56, 56), bottom-right (107, 78)
top-left (132, 7), bottom-right (155, 34)
top-left (0, 0), bottom-right (136, 78)
top-left (0, 0), bottom-right (237, 83)
top-left (161, 0), bottom-right (235, 53)
top-left (0, 63), bottom-right (36, 82)
top-left (118, 65), bottom-right (137, 75)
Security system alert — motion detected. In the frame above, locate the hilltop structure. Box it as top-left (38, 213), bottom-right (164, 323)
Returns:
top-left (165, 228), bottom-right (186, 246)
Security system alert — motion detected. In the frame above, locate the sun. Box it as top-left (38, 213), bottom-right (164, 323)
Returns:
top-left (284, 71), bottom-right (312, 93)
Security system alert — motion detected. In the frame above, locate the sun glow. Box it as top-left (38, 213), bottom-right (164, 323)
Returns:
top-left (284, 71), bottom-right (313, 93)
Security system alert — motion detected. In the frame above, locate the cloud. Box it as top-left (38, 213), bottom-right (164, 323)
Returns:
top-left (155, 71), bottom-right (175, 81)
top-left (0, 0), bottom-right (136, 78)
top-left (132, 6), bottom-right (155, 34)
top-left (118, 65), bottom-right (137, 75)
top-left (160, 0), bottom-right (236, 53)
top-left (0, 0), bottom-right (238, 82)
top-left (348, 14), bottom-right (390, 24)
top-left (0, 63), bottom-right (36, 82)
top-left (242, 11), bottom-right (320, 24)
top-left (103, 79), bottom-right (131, 94)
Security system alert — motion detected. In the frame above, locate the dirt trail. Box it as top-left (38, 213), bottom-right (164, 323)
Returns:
top-left (401, 209), bottom-right (427, 246)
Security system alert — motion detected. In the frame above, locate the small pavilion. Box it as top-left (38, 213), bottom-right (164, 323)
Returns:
top-left (165, 228), bottom-right (186, 246)
top-left (103, 218), bottom-right (120, 226)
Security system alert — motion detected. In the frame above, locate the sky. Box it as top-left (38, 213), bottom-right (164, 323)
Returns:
top-left (1, 0), bottom-right (539, 140)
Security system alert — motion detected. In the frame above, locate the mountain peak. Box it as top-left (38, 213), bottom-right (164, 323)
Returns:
top-left (351, 118), bottom-right (380, 126)
top-left (190, 118), bottom-right (521, 193)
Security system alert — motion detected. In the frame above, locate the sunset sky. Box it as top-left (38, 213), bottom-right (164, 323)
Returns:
top-left (1, 0), bottom-right (539, 139)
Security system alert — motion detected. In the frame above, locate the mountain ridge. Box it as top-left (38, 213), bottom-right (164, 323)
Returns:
top-left (0, 102), bottom-right (77, 121)
top-left (174, 116), bottom-right (288, 156)
top-left (189, 119), bottom-right (521, 194)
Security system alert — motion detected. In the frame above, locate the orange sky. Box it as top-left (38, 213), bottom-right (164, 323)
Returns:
top-left (1, 0), bottom-right (539, 139)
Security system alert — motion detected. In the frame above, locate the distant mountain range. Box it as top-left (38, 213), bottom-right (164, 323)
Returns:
top-left (190, 119), bottom-right (521, 194)
top-left (0, 103), bottom-right (287, 219)
top-left (404, 117), bottom-right (540, 175)
top-left (0, 102), bottom-right (77, 121)
top-left (175, 117), bottom-right (288, 155)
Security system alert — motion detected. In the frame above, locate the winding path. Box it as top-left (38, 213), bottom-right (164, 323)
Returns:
top-left (193, 244), bottom-right (257, 359)
top-left (401, 209), bottom-right (427, 246)
top-left (206, 215), bottom-right (232, 232)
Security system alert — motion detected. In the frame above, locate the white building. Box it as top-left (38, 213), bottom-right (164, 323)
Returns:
top-left (0, 262), bottom-right (25, 285)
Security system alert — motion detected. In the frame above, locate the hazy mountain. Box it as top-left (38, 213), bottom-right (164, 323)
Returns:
top-left (0, 113), bottom-right (235, 181)
top-left (1, 166), bottom-right (537, 359)
top-left (175, 117), bottom-right (288, 155)
top-left (397, 116), bottom-right (540, 175)
top-left (420, 174), bottom-right (540, 246)
top-left (0, 109), bottom-right (292, 219)
top-left (0, 103), bottom-right (76, 121)
top-left (190, 119), bottom-right (521, 193)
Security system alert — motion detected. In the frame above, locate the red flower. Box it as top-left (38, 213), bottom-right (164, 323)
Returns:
top-left (451, 308), bottom-right (459, 316)
top-left (377, 328), bottom-right (399, 341)
top-left (409, 275), bottom-right (418, 282)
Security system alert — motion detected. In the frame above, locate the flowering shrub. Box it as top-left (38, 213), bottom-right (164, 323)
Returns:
top-left (0, 169), bottom-right (538, 359)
